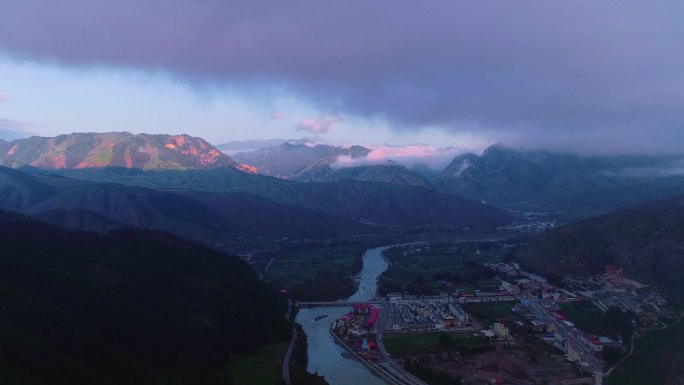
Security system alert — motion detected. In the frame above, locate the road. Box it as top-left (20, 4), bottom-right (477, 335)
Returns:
top-left (264, 257), bottom-right (275, 273)
top-left (296, 301), bottom-right (374, 307)
top-left (375, 303), bottom-right (429, 385)
top-left (524, 294), bottom-right (603, 375)
top-left (282, 327), bottom-right (298, 385)
top-left (603, 331), bottom-right (633, 377)
top-left (286, 299), bottom-right (293, 321)
top-left (282, 300), bottom-right (296, 385)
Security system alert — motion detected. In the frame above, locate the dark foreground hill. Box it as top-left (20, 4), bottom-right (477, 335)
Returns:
top-left (516, 195), bottom-right (684, 305)
top-left (0, 211), bottom-right (289, 385)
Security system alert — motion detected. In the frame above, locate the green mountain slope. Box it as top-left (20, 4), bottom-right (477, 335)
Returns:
top-left (292, 163), bottom-right (433, 189)
top-left (516, 195), bottom-right (684, 305)
top-left (0, 167), bottom-right (374, 239)
top-left (0, 132), bottom-right (237, 170)
top-left (184, 191), bottom-right (376, 239)
top-left (439, 145), bottom-right (684, 215)
top-left (51, 167), bottom-right (514, 229)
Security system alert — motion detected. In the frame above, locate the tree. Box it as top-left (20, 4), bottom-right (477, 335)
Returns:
top-left (602, 346), bottom-right (623, 365)
top-left (605, 306), bottom-right (634, 342)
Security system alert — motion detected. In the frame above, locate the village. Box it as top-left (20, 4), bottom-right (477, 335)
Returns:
top-left (327, 260), bottom-right (674, 385)
top-left (561, 264), bottom-right (670, 329)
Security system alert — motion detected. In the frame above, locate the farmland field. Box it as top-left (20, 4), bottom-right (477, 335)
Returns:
top-left (265, 239), bottom-right (386, 301)
top-left (560, 301), bottom-right (615, 338)
top-left (383, 332), bottom-right (489, 358)
top-left (462, 301), bottom-right (518, 326)
top-left (379, 241), bottom-right (515, 295)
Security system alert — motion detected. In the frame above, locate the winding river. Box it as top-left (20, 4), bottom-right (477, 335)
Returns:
top-left (295, 245), bottom-right (391, 385)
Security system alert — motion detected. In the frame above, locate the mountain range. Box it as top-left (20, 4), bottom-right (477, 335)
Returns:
top-left (437, 145), bottom-right (684, 215)
top-left (10, 132), bottom-right (684, 220)
top-left (227, 140), bottom-right (684, 218)
top-left (0, 166), bottom-right (375, 240)
top-left (230, 140), bottom-right (440, 188)
top-left (9, 131), bottom-right (684, 237)
top-left (216, 138), bottom-right (288, 155)
top-left (291, 162), bottom-right (433, 188)
top-left (232, 141), bottom-right (371, 178)
top-left (0, 132), bottom-right (238, 170)
top-left (45, 166), bottom-right (512, 229)
top-left (0, 132), bottom-right (515, 233)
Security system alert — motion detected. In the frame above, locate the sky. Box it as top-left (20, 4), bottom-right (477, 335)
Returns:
top-left (1, 1), bottom-right (683, 155)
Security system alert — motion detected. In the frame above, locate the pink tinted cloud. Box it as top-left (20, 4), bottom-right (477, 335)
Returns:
top-left (0, 92), bottom-right (10, 102)
top-left (365, 145), bottom-right (443, 160)
top-left (296, 116), bottom-right (344, 134)
top-left (333, 144), bottom-right (465, 170)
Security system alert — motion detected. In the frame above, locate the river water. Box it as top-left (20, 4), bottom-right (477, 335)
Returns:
top-left (295, 245), bottom-right (390, 385)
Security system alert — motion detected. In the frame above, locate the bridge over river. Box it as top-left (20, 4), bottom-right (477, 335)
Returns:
top-left (296, 300), bottom-right (384, 307)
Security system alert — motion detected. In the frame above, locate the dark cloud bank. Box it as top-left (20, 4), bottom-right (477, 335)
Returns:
top-left (1, 1), bottom-right (683, 153)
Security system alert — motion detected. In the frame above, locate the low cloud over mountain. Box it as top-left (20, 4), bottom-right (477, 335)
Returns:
top-left (332, 144), bottom-right (463, 171)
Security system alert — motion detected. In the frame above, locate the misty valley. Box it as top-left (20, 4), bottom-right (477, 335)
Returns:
top-left (2, 3), bottom-right (683, 384)
top-left (0, 133), bottom-right (682, 385)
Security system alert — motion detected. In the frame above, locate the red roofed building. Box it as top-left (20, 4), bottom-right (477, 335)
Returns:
top-left (554, 312), bottom-right (567, 321)
top-left (367, 308), bottom-right (380, 327)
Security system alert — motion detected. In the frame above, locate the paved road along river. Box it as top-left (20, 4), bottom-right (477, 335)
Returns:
top-left (295, 246), bottom-right (391, 385)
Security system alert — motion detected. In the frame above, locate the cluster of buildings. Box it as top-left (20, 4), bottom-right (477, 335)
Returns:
top-left (331, 304), bottom-right (383, 362)
top-left (333, 304), bottom-right (381, 335)
top-left (539, 319), bottom-right (616, 355)
top-left (485, 262), bottom-right (549, 284)
top-left (485, 263), bottom-right (581, 303)
top-left (495, 210), bottom-right (556, 233)
top-left (384, 294), bottom-right (473, 332)
top-left (562, 264), bottom-right (670, 328)
top-left (481, 322), bottom-right (511, 340)
top-left (562, 274), bottom-right (604, 295)
top-left (515, 295), bottom-right (613, 376)
top-left (478, 264), bottom-right (616, 378)
top-left (453, 288), bottom-right (517, 303)
top-left (645, 291), bottom-right (668, 308)
top-left (485, 262), bottom-right (552, 292)
top-left (331, 258), bottom-right (668, 385)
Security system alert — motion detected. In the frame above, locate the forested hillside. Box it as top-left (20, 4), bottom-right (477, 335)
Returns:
top-left (0, 211), bottom-right (289, 385)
